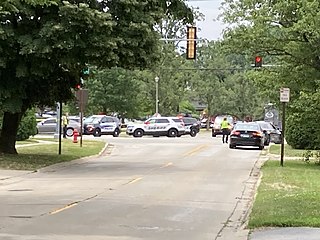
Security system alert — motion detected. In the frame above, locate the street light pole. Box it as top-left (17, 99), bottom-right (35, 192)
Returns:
top-left (155, 76), bottom-right (159, 115)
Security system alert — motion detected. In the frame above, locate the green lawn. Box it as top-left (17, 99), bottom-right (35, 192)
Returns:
top-left (269, 144), bottom-right (314, 158)
top-left (248, 146), bottom-right (320, 228)
top-left (0, 138), bottom-right (106, 170)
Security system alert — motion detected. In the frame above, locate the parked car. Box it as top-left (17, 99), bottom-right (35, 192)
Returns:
top-left (200, 118), bottom-right (214, 128)
top-left (83, 115), bottom-right (121, 137)
top-left (36, 117), bottom-right (81, 137)
top-left (83, 115), bottom-right (105, 135)
top-left (212, 115), bottom-right (234, 137)
top-left (126, 117), bottom-right (185, 137)
top-left (229, 122), bottom-right (266, 150)
top-left (68, 115), bottom-right (85, 123)
top-left (256, 121), bottom-right (282, 144)
top-left (180, 117), bottom-right (200, 137)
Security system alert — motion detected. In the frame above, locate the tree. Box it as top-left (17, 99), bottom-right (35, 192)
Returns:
top-left (221, 0), bottom-right (320, 148)
top-left (0, 0), bottom-right (194, 154)
top-left (85, 68), bottom-right (147, 119)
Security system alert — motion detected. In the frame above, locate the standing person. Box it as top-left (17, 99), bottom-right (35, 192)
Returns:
top-left (62, 112), bottom-right (69, 138)
top-left (220, 117), bottom-right (231, 144)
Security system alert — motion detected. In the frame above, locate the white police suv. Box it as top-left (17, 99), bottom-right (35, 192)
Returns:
top-left (126, 117), bottom-right (185, 137)
top-left (88, 115), bottom-right (121, 137)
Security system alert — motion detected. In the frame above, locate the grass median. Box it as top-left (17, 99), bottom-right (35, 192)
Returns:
top-left (0, 138), bottom-right (106, 171)
top-left (248, 144), bottom-right (320, 228)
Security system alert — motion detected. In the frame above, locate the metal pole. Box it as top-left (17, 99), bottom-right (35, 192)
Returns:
top-left (280, 102), bottom-right (286, 166)
top-left (80, 90), bottom-right (83, 147)
top-left (58, 100), bottom-right (62, 155)
top-left (155, 76), bottom-right (159, 115)
top-left (80, 110), bottom-right (83, 147)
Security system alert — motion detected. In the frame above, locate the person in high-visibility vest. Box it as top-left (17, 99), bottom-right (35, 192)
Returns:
top-left (62, 112), bottom-right (69, 138)
top-left (220, 117), bottom-right (231, 144)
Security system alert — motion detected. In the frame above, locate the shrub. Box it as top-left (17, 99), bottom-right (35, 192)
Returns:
top-left (16, 109), bottom-right (37, 141)
top-left (286, 92), bottom-right (320, 150)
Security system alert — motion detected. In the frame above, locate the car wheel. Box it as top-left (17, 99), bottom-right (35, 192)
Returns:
top-left (66, 128), bottom-right (74, 137)
top-left (259, 145), bottom-right (264, 150)
top-left (167, 128), bottom-right (178, 137)
top-left (212, 132), bottom-right (216, 137)
top-left (93, 128), bottom-right (102, 137)
top-left (113, 128), bottom-right (120, 137)
top-left (190, 128), bottom-right (197, 137)
top-left (229, 144), bottom-right (236, 149)
top-left (133, 129), bottom-right (144, 137)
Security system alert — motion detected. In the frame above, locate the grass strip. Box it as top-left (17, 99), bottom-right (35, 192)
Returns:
top-left (0, 139), bottom-right (106, 171)
top-left (248, 160), bottom-right (320, 228)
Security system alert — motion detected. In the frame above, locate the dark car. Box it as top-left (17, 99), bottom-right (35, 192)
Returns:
top-left (229, 122), bottom-right (266, 150)
top-left (256, 121), bottom-right (282, 144)
top-left (180, 117), bottom-right (200, 137)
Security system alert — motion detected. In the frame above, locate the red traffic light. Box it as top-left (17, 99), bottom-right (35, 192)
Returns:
top-left (75, 84), bottom-right (81, 90)
top-left (255, 56), bottom-right (262, 67)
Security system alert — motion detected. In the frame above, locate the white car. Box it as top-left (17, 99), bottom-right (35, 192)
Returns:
top-left (212, 115), bottom-right (234, 137)
top-left (126, 117), bottom-right (185, 137)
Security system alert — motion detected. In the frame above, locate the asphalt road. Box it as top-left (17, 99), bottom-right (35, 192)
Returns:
top-left (0, 132), bottom-right (265, 240)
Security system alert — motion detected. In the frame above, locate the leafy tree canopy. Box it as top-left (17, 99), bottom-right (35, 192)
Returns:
top-left (0, 0), bottom-right (194, 153)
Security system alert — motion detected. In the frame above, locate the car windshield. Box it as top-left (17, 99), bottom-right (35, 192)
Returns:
top-left (183, 118), bottom-right (197, 124)
top-left (234, 123), bottom-right (260, 131)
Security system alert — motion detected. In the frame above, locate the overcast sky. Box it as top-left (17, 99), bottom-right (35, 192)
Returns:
top-left (186, 0), bottom-right (225, 41)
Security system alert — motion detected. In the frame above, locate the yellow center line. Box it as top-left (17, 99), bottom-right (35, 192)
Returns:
top-left (127, 177), bottom-right (143, 184)
top-left (160, 162), bottom-right (173, 168)
top-left (49, 202), bottom-right (78, 215)
top-left (183, 144), bottom-right (210, 157)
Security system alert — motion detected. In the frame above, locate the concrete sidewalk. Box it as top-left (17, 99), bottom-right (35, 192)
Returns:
top-left (249, 227), bottom-right (320, 240)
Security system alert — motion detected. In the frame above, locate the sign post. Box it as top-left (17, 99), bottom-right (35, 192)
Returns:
top-left (280, 88), bottom-right (290, 166)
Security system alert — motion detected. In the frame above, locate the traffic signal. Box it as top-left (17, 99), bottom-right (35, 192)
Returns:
top-left (74, 83), bottom-right (83, 90)
top-left (255, 56), bottom-right (262, 67)
top-left (186, 26), bottom-right (196, 60)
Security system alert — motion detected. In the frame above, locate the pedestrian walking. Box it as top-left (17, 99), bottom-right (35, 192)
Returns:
top-left (220, 117), bottom-right (231, 144)
top-left (62, 112), bottom-right (69, 138)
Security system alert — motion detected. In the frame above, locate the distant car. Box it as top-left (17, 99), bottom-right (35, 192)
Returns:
top-left (180, 117), bottom-right (200, 137)
top-left (229, 122), bottom-right (266, 150)
top-left (126, 117), bottom-right (185, 137)
top-left (36, 117), bottom-right (81, 137)
top-left (256, 121), bottom-right (282, 144)
top-left (68, 115), bottom-right (85, 123)
top-left (200, 118), bottom-right (213, 128)
top-left (212, 115), bottom-right (234, 137)
top-left (83, 115), bottom-right (121, 137)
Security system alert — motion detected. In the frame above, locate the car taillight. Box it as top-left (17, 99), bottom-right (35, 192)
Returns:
top-left (252, 131), bottom-right (263, 137)
top-left (231, 130), bottom-right (240, 136)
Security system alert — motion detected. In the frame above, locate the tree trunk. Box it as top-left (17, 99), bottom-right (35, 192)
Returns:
top-left (0, 111), bottom-right (22, 154)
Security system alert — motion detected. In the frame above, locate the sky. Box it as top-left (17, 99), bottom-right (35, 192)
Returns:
top-left (186, 0), bottom-right (225, 41)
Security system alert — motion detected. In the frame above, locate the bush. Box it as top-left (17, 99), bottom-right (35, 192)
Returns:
top-left (16, 109), bottom-right (37, 141)
top-left (285, 92), bottom-right (320, 150)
